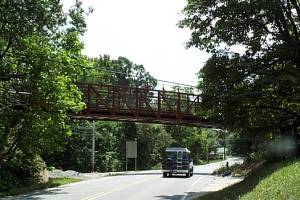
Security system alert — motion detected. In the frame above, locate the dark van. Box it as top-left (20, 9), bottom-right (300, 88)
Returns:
top-left (161, 147), bottom-right (193, 177)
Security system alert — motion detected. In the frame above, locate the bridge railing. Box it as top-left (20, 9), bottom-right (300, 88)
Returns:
top-left (76, 82), bottom-right (201, 120)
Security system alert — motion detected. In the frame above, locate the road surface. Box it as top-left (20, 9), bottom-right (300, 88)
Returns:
top-left (3, 157), bottom-right (243, 200)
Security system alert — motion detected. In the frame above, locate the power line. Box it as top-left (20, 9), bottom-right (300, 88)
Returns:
top-left (1, 50), bottom-right (198, 88)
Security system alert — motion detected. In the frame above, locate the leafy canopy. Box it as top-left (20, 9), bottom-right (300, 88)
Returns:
top-left (180, 0), bottom-right (300, 133)
top-left (0, 0), bottom-right (88, 167)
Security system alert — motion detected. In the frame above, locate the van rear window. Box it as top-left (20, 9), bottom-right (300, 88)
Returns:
top-left (165, 152), bottom-right (177, 160)
top-left (164, 151), bottom-right (189, 160)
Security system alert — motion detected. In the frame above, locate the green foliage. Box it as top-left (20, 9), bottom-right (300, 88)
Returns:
top-left (94, 121), bottom-right (122, 172)
top-left (0, 0), bottom-right (89, 191)
top-left (180, 0), bottom-right (300, 158)
top-left (0, 154), bottom-right (46, 192)
top-left (183, 129), bottom-right (209, 163)
top-left (180, 0), bottom-right (300, 134)
top-left (198, 53), bottom-right (299, 133)
top-left (137, 124), bottom-right (173, 169)
top-left (82, 55), bottom-right (157, 88)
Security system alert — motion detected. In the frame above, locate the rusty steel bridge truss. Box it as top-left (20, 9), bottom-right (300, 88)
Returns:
top-left (71, 83), bottom-right (217, 127)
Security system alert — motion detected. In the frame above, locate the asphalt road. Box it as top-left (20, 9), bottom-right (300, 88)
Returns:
top-left (3, 157), bottom-right (243, 200)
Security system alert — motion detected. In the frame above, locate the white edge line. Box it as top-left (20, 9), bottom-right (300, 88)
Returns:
top-left (192, 176), bottom-right (205, 187)
top-left (181, 176), bottom-right (205, 200)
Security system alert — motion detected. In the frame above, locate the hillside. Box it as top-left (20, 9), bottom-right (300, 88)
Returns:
top-left (196, 159), bottom-right (300, 200)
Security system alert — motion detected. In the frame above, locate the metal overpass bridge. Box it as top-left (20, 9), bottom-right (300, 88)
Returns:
top-left (70, 82), bottom-right (220, 128)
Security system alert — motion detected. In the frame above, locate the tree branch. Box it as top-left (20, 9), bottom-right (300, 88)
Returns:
top-left (254, 18), bottom-right (277, 37)
top-left (273, 3), bottom-right (292, 41)
top-left (0, 137), bottom-right (18, 165)
top-left (0, 74), bottom-right (24, 81)
top-left (0, 36), bottom-right (12, 60)
top-left (5, 142), bottom-right (19, 163)
top-left (284, 0), bottom-right (299, 41)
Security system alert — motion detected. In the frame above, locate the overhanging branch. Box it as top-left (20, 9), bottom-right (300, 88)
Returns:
top-left (0, 36), bottom-right (12, 60)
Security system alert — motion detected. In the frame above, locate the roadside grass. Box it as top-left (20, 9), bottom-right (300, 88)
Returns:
top-left (213, 161), bottom-right (265, 177)
top-left (195, 158), bottom-right (300, 200)
top-left (0, 178), bottom-right (81, 198)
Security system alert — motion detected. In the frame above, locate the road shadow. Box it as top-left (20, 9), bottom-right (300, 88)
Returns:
top-left (161, 175), bottom-right (190, 179)
top-left (192, 172), bottom-right (212, 176)
top-left (118, 172), bottom-right (214, 179)
top-left (155, 191), bottom-right (206, 200)
top-left (160, 172), bottom-right (215, 179)
top-left (120, 172), bottom-right (162, 176)
top-left (115, 173), bottom-right (190, 179)
top-left (2, 188), bottom-right (67, 200)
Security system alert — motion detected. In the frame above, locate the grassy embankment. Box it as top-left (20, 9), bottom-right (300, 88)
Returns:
top-left (195, 159), bottom-right (300, 200)
top-left (0, 178), bottom-right (81, 198)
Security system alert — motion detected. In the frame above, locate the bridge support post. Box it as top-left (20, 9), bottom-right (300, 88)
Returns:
top-left (135, 88), bottom-right (139, 117)
top-left (112, 86), bottom-right (115, 114)
top-left (158, 91), bottom-right (161, 118)
top-left (177, 92), bottom-right (181, 119)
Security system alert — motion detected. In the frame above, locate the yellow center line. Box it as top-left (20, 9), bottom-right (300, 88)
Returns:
top-left (81, 176), bottom-right (158, 200)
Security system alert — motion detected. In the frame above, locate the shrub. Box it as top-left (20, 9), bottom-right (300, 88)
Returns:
top-left (0, 153), bottom-right (46, 192)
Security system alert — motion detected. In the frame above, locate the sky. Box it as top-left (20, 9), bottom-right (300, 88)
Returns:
top-left (62, 0), bottom-right (210, 87)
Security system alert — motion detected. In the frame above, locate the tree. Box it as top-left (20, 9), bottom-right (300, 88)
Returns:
top-left (180, 0), bottom-right (300, 134)
top-left (137, 124), bottom-right (173, 169)
top-left (0, 0), bottom-right (88, 188)
top-left (82, 55), bottom-right (157, 88)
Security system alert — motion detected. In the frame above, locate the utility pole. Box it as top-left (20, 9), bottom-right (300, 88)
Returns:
top-left (92, 120), bottom-right (95, 172)
top-left (73, 123), bottom-right (97, 172)
top-left (223, 131), bottom-right (226, 160)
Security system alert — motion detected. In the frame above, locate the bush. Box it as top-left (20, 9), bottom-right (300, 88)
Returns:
top-left (0, 169), bottom-right (19, 192)
top-left (0, 153), bottom-right (46, 192)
